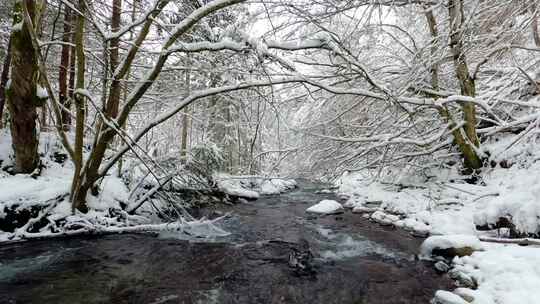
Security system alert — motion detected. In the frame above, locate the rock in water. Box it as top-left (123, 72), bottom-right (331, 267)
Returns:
top-left (420, 235), bottom-right (484, 260)
top-left (306, 200), bottom-right (343, 215)
top-left (434, 261), bottom-right (450, 273)
top-left (288, 239), bottom-right (315, 275)
top-left (431, 290), bottom-right (470, 304)
top-left (448, 269), bottom-right (477, 288)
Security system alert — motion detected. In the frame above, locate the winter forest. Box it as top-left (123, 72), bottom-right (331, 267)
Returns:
top-left (0, 0), bottom-right (540, 303)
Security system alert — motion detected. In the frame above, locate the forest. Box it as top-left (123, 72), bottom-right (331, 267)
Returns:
top-left (0, 0), bottom-right (540, 303)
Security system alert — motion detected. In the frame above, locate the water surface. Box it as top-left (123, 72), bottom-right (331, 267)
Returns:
top-left (0, 181), bottom-right (451, 303)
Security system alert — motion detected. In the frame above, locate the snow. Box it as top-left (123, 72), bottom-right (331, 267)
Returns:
top-left (420, 235), bottom-right (484, 259)
top-left (306, 200), bottom-right (343, 214)
top-left (260, 180), bottom-right (280, 195)
top-left (36, 85), bottom-right (49, 99)
top-left (214, 174), bottom-right (296, 198)
top-left (87, 176), bottom-right (129, 211)
top-left (370, 210), bottom-right (400, 225)
top-left (159, 218), bottom-right (230, 241)
top-left (0, 130), bottom-right (13, 167)
top-left (0, 132), bottom-right (144, 241)
top-left (0, 132), bottom-right (71, 207)
top-left (473, 161), bottom-right (540, 235)
top-left (0, 170), bottom-right (71, 206)
top-left (260, 178), bottom-right (297, 195)
top-left (452, 244), bottom-right (540, 304)
top-left (214, 174), bottom-right (260, 199)
top-left (12, 22), bottom-right (22, 32)
top-left (432, 290), bottom-right (469, 304)
top-left (470, 135), bottom-right (540, 235)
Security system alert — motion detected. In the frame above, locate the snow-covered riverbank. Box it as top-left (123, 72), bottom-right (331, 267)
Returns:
top-left (336, 137), bottom-right (540, 304)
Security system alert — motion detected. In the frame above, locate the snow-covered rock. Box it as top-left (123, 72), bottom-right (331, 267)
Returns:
top-left (434, 261), bottom-right (451, 273)
top-left (343, 198), bottom-right (362, 209)
top-left (370, 210), bottom-right (399, 226)
top-left (420, 235), bottom-right (484, 260)
top-left (352, 205), bottom-right (378, 213)
top-left (260, 178), bottom-right (297, 195)
top-left (216, 178), bottom-right (260, 199)
top-left (306, 200), bottom-right (343, 215)
top-left (315, 189), bottom-right (334, 194)
top-left (448, 269), bottom-right (476, 289)
top-left (260, 180), bottom-right (280, 195)
top-left (431, 290), bottom-right (470, 304)
top-left (214, 175), bottom-right (296, 198)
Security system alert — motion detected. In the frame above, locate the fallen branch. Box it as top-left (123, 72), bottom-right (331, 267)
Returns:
top-left (126, 174), bottom-right (175, 214)
top-left (4, 215), bottom-right (231, 244)
top-left (479, 236), bottom-right (540, 246)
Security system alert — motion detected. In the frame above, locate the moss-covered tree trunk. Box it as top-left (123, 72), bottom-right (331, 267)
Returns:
top-left (6, 0), bottom-right (43, 173)
top-left (447, 0), bottom-right (482, 171)
top-left (424, 6), bottom-right (482, 172)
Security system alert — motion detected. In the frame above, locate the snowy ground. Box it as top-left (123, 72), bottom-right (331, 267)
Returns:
top-left (336, 136), bottom-right (540, 304)
top-left (0, 131), bottom-right (160, 242)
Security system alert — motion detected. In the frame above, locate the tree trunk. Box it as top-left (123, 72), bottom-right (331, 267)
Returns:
top-left (180, 58), bottom-right (191, 161)
top-left (6, 0), bottom-right (42, 174)
top-left (0, 37), bottom-right (12, 129)
top-left (71, 0), bottom-right (87, 212)
top-left (424, 5), bottom-right (482, 172)
top-left (117, 0), bottom-right (137, 177)
top-left (105, 0), bottom-right (122, 118)
top-left (59, 4), bottom-right (72, 130)
top-left (447, 0), bottom-right (482, 171)
top-left (532, 4), bottom-right (540, 47)
top-left (531, 4), bottom-right (540, 95)
top-left (68, 15), bottom-right (76, 102)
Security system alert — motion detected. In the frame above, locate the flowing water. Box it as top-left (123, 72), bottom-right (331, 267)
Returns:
top-left (0, 181), bottom-right (451, 303)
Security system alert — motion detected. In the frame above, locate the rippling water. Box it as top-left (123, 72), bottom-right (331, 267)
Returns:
top-left (0, 181), bottom-right (451, 303)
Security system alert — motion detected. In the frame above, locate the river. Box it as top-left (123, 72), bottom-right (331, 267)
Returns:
top-left (0, 181), bottom-right (451, 303)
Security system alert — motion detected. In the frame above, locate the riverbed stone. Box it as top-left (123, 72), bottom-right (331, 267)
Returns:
top-left (371, 211), bottom-right (399, 226)
top-left (431, 290), bottom-right (470, 304)
top-left (448, 269), bottom-right (477, 288)
top-left (434, 261), bottom-right (450, 273)
top-left (306, 200), bottom-right (344, 215)
top-left (420, 235), bottom-right (483, 260)
top-left (352, 205), bottom-right (377, 213)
